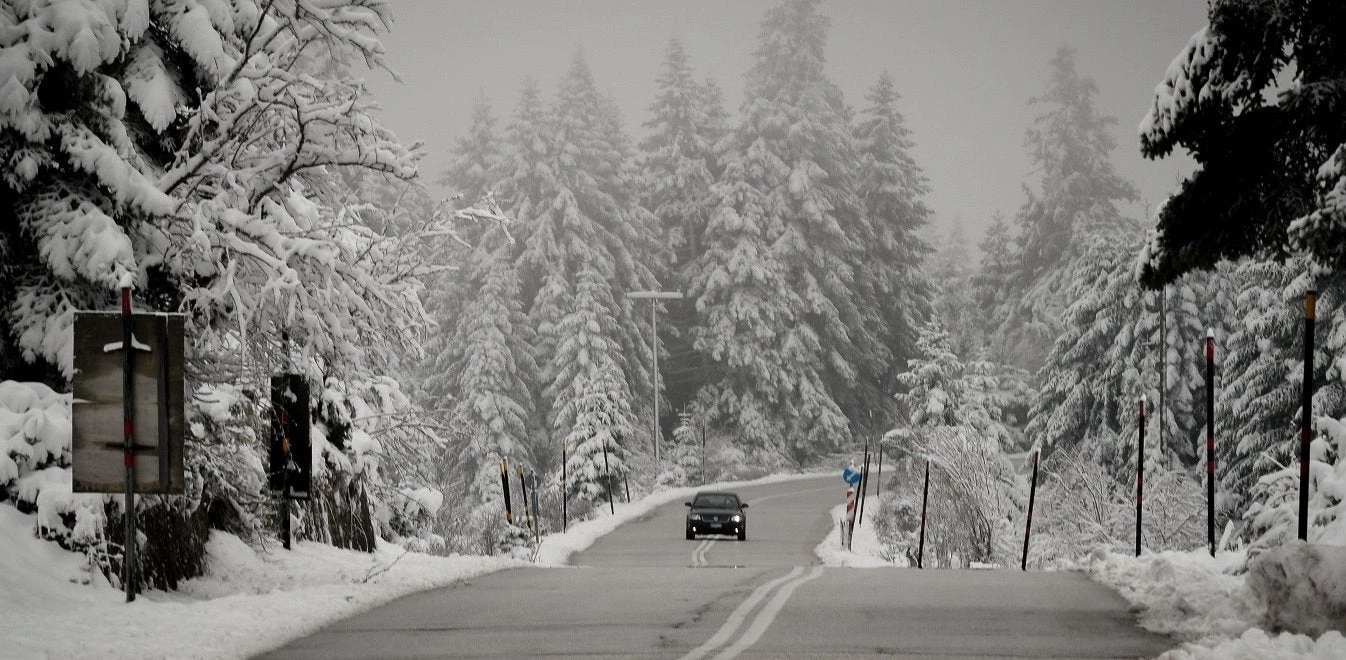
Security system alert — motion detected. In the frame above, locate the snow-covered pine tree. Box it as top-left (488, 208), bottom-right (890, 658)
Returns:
top-left (852, 71), bottom-right (933, 411)
top-left (994, 45), bottom-right (1139, 371)
top-left (637, 39), bottom-right (729, 426)
top-left (444, 223), bottom-right (538, 525)
top-left (692, 0), bottom-right (878, 462)
top-left (895, 322), bottom-right (965, 429)
top-left (514, 52), bottom-right (658, 496)
top-left (440, 92), bottom-right (505, 204)
top-left (554, 263), bottom-right (637, 503)
top-left (972, 214), bottom-right (1013, 360)
top-left (420, 92), bottom-right (508, 409)
top-left (1027, 221), bottom-right (1149, 468)
top-left (926, 221), bottom-right (978, 359)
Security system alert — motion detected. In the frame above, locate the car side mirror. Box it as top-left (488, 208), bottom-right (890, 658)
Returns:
top-left (684, 502), bottom-right (692, 507)
top-left (740, 503), bottom-right (749, 509)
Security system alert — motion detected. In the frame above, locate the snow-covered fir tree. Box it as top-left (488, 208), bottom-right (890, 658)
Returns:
top-left (512, 53), bottom-right (660, 502)
top-left (444, 223), bottom-right (539, 525)
top-left (691, 0), bottom-right (895, 462)
top-left (852, 71), bottom-right (933, 412)
top-left (926, 220), bottom-right (978, 359)
top-left (637, 38), bottom-right (729, 426)
top-left (993, 45), bottom-right (1138, 371)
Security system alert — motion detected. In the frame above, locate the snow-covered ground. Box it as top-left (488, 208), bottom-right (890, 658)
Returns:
top-left (0, 472), bottom-right (824, 660)
top-left (814, 501), bottom-right (891, 567)
top-left (817, 492), bottom-right (1346, 659)
top-left (1079, 548), bottom-right (1346, 659)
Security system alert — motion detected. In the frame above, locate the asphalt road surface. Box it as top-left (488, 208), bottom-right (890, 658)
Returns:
top-left (263, 475), bottom-right (1173, 659)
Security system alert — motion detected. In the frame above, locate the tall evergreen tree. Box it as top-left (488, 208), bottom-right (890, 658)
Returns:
top-left (446, 225), bottom-right (539, 515)
top-left (513, 53), bottom-right (659, 497)
top-left (691, 0), bottom-right (885, 462)
top-left (853, 71), bottom-right (933, 409)
top-left (421, 93), bottom-right (507, 407)
top-left (995, 46), bottom-right (1139, 370)
top-left (637, 39), bottom-right (731, 432)
top-left (440, 92), bottom-right (505, 202)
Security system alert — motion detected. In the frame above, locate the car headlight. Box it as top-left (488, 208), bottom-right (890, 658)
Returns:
top-left (732, 515), bottom-right (742, 523)
top-left (689, 514), bottom-right (701, 521)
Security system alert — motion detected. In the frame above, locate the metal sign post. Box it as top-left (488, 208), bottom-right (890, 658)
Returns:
top-left (120, 287), bottom-right (136, 602)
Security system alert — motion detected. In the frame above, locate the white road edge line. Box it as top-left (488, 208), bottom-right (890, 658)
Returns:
top-left (677, 566), bottom-right (805, 660)
top-left (712, 565), bottom-right (825, 660)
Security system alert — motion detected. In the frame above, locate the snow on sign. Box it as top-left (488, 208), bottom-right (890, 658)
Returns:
top-left (72, 311), bottom-right (186, 494)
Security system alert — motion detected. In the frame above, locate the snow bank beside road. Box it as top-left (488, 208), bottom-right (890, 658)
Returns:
top-left (815, 502), bottom-right (892, 567)
top-left (0, 505), bottom-right (521, 660)
top-left (1077, 547), bottom-right (1346, 659)
top-left (0, 471), bottom-right (826, 659)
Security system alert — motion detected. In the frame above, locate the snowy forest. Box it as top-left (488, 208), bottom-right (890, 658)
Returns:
top-left (3, 0), bottom-right (1346, 589)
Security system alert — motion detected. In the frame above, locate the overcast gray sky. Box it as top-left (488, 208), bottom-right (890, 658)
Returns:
top-left (364, 0), bottom-right (1208, 242)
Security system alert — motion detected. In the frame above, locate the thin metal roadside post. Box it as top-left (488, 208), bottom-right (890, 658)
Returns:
top-left (120, 285), bottom-right (137, 602)
top-left (857, 442), bottom-right (870, 528)
top-left (1206, 330), bottom-right (1216, 556)
top-left (918, 460), bottom-right (929, 569)
top-left (1137, 396), bottom-right (1146, 557)
top-left (1300, 289), bottom-right (1316, 541)
top-left (1021, 450), bottom-right (1039, 571)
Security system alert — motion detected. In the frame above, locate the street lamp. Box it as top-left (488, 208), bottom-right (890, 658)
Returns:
top-left (626, 290), bottom-right (683, 462)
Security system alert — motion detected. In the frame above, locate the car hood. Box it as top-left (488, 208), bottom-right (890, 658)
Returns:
top-left (689, 507), bottom-right (742, 516)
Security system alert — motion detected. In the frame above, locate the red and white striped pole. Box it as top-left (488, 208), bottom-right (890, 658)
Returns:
top-left (1206, 330), bottom-right (1216, 557)
top-left (1299, 290), bottom-right (1316, 541)
top-left (1136, 395), bottom-right (1145, 557)
top-left (120, 284), bottom-right (137, 602)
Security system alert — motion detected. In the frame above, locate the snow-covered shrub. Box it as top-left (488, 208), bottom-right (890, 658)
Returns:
top-left (1248, 542), bottom-right (1346, 636)
top-left (1246, 415), bottom-right (1346, 553)
top-left (1034, 439), bottom-right (1206, 564)
top-left (0, 381), bottom-right (70, 496)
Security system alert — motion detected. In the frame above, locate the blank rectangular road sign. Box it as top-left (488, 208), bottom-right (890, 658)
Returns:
top-left (72, 311), bottom-right (186, 494)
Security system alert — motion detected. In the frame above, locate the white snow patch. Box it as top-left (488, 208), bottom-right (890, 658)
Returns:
top-left (814, 502), bottom-right (891, 567)
top-left (1077, 547), bottom-right (1346, 658)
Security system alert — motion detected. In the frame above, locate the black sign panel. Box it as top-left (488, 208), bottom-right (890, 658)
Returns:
top-left (72, 311), bottom-right (186, 494)
top-left (269, 374), bottom-right (311, 499)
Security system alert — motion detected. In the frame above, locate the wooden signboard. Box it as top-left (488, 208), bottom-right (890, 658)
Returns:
top-left (72, 311), bottom-right (186, 494)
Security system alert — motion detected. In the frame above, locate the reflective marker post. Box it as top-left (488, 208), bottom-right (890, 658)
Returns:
top-left (918, 460), bottom-right (929, 569)
top-left (1021, 450), bottom-right (1039, 571)
top-left (1300, 289), bottom-right (1316, 541)
top-left (857, 442), bottom-right (870, 528)
top-left (500, 459), bottom-right (513, 524)
top-left (1137, 396), bottom-right (1146, 557)
top-left (1206, 330), bottom-right (1216, 557)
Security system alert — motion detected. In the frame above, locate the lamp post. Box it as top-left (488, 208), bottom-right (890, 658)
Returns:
top-left (626, 290), bottom-right (683, 462)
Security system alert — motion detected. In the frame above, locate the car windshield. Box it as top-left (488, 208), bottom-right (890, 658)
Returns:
top-left (694, 494), bottom-right (738, 509)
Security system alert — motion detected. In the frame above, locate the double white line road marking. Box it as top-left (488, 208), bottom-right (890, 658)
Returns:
top-left (678, 565), bottom-right (825, 660)
top-left (692, 539), bottom-right (715, 567)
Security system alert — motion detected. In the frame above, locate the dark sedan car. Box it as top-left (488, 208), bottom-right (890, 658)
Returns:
top-left (685, 491), bottom-right (748, 540)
